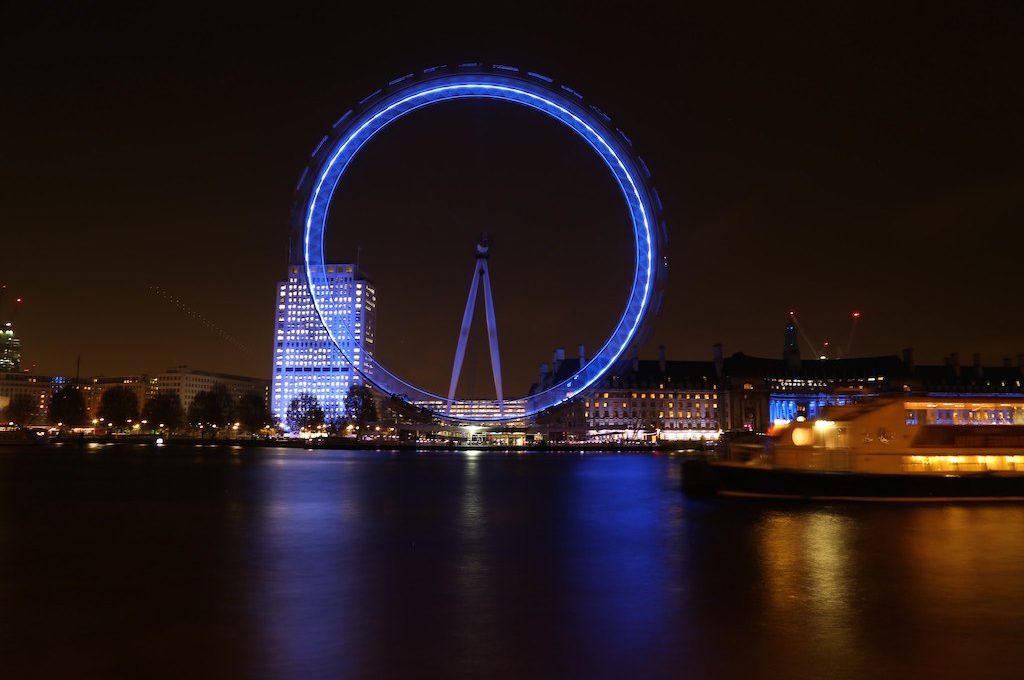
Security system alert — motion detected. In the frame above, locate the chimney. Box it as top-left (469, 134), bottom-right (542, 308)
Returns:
top-left (658, 345), bottom-right (666, 373)
top-left (1004, 357), bottom-right (1012, 368)
top-left (950, 352), bottom-right (960, 378)
top-left (578, 343), bottom-right (586, 368)
top-left (539, 362), bottom-right (550, 388)
top-left (713, 343), bottom-right (724, 378)
top-left (553, 348), bottom-right (565, 374)
top-left (973, 352), bottom-right (982, 377)
top-left (901, 347), bottom-right (915, 371)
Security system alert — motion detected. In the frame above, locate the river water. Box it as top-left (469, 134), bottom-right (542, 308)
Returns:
top-left (1, 445), bottom-right (1022, 679)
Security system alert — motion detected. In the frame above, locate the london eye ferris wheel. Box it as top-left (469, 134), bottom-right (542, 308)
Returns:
top-left (292, 64), bottom-right (668, 423)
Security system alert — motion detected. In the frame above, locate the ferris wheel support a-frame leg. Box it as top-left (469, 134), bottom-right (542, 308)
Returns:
top-left (446, 237), bottom-right (504, 417)
top-left (480, 268), bottom-right (504, 415)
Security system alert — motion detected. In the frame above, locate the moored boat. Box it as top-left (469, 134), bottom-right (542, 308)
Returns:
top-left (684, 396), bottom-right (1024, 500)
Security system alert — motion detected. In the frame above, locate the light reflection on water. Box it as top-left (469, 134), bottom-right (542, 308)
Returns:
top-left (757, 512), bottom-right (862, 675)
top-left (2, 447), bottom-right (1024, 679)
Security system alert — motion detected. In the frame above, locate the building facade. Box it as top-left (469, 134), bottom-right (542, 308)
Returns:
top-left (533, 347), bottom-right (722, 442)
top-left (153, 366), bottom-right (269, 414)
top-left (81, 376), bottom-right (154, 419)
top-left (0, 372), bottom-right (61, 424)
top-left (271, 264), bottom-right (376, 428)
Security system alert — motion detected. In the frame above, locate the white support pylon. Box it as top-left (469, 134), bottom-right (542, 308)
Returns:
top-left (447, 235), bottom-right (504, 416)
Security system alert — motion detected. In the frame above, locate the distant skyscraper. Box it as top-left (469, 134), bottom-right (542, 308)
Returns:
top-left (0, 322), bottom-right (21, 372)
top-left (270, 264), bottom-right (376, 428)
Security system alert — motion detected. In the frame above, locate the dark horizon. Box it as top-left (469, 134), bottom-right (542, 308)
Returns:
top-left (3, 2), bottom-right (1022, 398)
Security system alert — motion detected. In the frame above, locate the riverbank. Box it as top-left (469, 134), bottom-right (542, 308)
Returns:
top-left (37, 433), bottom-right (705, 453)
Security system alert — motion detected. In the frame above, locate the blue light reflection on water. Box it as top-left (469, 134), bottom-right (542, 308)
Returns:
top-left (248, 453), bottom-right (370, 678)
top-left (244, 452), bottom-right (689, 677)
top-left (559, 456), bottom-right (679, 667)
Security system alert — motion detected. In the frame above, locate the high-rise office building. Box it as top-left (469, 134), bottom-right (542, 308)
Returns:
top-left (270, 264), bottom-right (376, 428)
top-left (1, 322), bottom-right (22, 372)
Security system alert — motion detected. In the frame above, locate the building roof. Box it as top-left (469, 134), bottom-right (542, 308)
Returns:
top-left (913, 364), bottom-right (1024, 393)
top-left (159, 366), bottom-right (269, 383)
top-left (527, 346), bottom-right (1024, 398)
top-left (723, 352), bottom-right (908, 380)
top-left (531, 357), bottom-right (718, 395)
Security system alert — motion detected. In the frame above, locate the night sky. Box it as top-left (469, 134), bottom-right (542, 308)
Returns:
top-left (3, 2), bottom-right (1022, 398)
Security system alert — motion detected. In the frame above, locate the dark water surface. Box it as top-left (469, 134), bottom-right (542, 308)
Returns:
top-left (2, 445), bottom-right (1023, 679)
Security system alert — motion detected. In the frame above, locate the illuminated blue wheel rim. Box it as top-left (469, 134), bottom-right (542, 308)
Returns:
top-left (296, 65), bottom-right (667, 423)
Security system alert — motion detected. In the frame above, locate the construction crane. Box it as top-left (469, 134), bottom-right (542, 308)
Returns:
top-left (789, 309), bottom-right (863, 360)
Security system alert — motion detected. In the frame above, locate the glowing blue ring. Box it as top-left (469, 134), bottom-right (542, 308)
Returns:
top-left (300, 68), bottom-right (665, 422)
